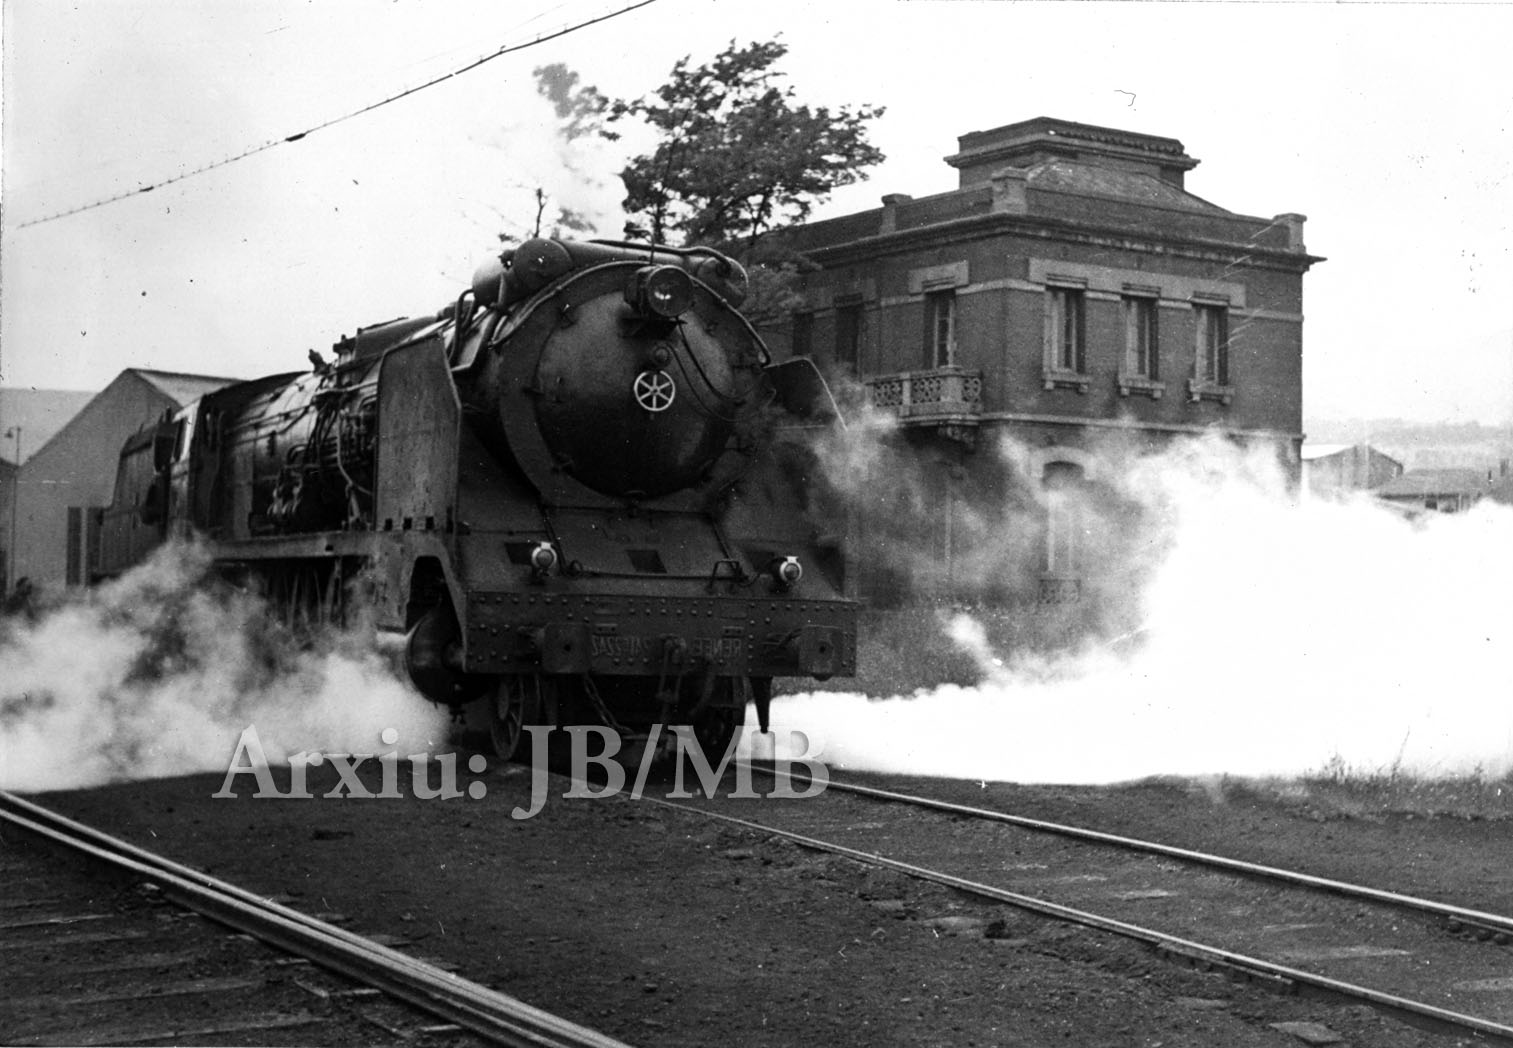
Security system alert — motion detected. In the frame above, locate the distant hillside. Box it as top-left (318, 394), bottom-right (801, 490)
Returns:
top-left (1305, 418), bottom-right (1513, 473)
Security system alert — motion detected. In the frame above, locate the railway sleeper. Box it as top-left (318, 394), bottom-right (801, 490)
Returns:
top-left (1445, 915), bottom-right (1513, 945)
top-left (1153, 941), bottom-right (1298, 991)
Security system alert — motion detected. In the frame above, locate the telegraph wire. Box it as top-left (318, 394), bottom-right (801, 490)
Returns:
top-left (13, 0), bottom-right (659, 231)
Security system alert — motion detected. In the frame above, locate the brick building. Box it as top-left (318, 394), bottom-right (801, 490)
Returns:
top-left (774, 117), bottom-right (1323, 604)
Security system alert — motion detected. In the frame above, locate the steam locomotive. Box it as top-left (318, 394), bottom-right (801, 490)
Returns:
top-left (98, 237), bottom-right (856, 759)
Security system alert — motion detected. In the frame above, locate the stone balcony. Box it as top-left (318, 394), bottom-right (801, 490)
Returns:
top-left (865, 366), bottom-right (983, 444)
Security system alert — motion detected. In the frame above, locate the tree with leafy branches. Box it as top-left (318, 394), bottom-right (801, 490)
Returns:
top-left (606, 39), bottom-right (884, 331)
top-left (609, 38), bottom-right (885, 249)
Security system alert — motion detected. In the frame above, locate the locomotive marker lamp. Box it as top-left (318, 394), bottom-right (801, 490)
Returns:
top-left (529, 541), bottom-right (558, 578)
top-left (626, 265), bottom-right (694, 319)
top-left (774, 556), bottom-right (804, 589)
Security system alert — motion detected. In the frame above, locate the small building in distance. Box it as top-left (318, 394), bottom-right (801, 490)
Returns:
top-left (1488, 460), bottom-right (1513, 507)
top-left (774, 116), bottom-right (1323, 607)
top-left (1, 387), bottom-right (96, 590)
top-left (1302, 443), bottom-right (1403, 500)
top-left (7, 370), bottom-right (237, 591)
top-left (1374, 469), bottom-right (1491, 515)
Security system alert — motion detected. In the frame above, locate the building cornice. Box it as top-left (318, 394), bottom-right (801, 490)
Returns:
top-left (793, 210), bottom-right (1324, 274)
top-left (949, 118), bottom-right (1199, 175)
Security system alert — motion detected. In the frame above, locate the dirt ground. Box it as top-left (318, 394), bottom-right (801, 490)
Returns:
top-left (24, 752), bottom-right (1513, 1048)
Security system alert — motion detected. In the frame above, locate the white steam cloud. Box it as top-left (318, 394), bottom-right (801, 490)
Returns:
top-left (763, 436), bottom-right (1513, 784)
top-left (0, 544), bottom-right (448, 792)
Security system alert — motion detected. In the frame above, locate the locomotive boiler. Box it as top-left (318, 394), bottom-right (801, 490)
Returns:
top-left (98, 237), bottom-right (856, 759)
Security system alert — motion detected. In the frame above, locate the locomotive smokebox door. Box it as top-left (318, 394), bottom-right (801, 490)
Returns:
top-left (483, 256), bottom-right (771, 511)
top-left (530, 293), bottom-right (741, 498)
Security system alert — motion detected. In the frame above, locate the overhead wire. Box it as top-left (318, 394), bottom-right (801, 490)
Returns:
top-left (12, 0), bottom-right (659, 231)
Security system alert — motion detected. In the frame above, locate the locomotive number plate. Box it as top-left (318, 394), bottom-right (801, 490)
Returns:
top-left (589, 634), bottom-right (743, 661)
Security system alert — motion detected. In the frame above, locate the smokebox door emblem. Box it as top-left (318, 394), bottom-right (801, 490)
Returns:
top-left (633, 370), bottom-right (677, 412)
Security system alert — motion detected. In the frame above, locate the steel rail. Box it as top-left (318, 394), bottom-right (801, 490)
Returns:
top-left (0, 790), bottom-right (631, 1048)
top-left (748, 764), bottom-right (1513, 939)
top-left (645, 791), bottom-right (1513, 1043)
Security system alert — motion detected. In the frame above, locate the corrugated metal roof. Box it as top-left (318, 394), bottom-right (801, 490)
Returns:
top-left (0, 387), bottom-right (97, 465)
top-left (1375, 469), bottom-right (1489, 498)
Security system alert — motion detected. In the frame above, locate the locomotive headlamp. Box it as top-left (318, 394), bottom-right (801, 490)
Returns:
top-left (627, 265), bottom-right (695, 319)
top-left (530, 541), bottom-right (559, 576)
top-left (774, 556), bottom-right (804, 588)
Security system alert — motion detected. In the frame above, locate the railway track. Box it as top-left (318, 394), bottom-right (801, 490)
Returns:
top-left (646, 764), bottom-right (1513, 1044)
top-left (0, 838), bottom-right (432, 1048)
top-left (0, 790), bottom-right (630, 1048)
top-left (807, 772), bottom-right (1513, 943)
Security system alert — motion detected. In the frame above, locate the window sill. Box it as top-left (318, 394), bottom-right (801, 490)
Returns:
top-left (1188, 379), bottom-right (1234, 406)
top-left (1117, 376), bottom-right (1166, 400)
top-left (1043, 369), bottom-right (1091, 393)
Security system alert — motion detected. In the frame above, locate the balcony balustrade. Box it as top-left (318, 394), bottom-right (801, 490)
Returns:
top-left (864, 366), bottom-right (983, 436)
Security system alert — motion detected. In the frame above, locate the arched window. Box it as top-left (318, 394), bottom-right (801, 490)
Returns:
top-left (1042, 461), bottom-right (1086, 577)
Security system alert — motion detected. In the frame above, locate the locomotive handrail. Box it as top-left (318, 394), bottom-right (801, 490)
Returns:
top-left (585, 238), bottom-right (732, 265)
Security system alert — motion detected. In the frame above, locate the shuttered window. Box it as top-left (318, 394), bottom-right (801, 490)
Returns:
top-left (1046, 287), bottom-right (1086, 373)
top-left (924, 291), bottom-right (955, 368)
top-left (1043, 461), bottom-right (1086, 575)
top-left (1196, 303), bottom-right (1230, 383)
top-left (1123, 295), bottom-right (1159, 379)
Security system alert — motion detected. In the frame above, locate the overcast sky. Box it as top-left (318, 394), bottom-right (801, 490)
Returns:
top-left (2, 0), bottom-right (1510, 425)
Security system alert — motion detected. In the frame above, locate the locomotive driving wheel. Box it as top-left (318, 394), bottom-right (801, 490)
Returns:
top-left (267, 561), bottom-right (347, 642)
top-left (489, 676), bottom-right (530, 762)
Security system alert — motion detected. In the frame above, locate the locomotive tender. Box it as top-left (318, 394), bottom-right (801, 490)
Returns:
top-left (99, 237), bottom-right (856, 759)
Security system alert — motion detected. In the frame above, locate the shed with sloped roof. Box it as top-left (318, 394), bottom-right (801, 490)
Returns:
top-left (7, 369), bottom-right (237, 590)
top-left (1375, 468), bottom-right (1490, 514)
top-left (1, 387), bottom-right (98, 587)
